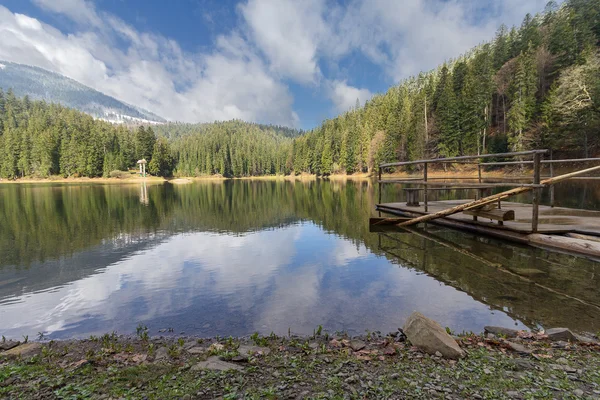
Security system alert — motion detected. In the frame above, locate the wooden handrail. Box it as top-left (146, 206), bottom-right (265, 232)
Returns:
top-left (377, 180), bottom-right (545, 188)
top-left (481, 157), bottom-right (600, 166)
top-left (379, 150), bottom-right (548, 169)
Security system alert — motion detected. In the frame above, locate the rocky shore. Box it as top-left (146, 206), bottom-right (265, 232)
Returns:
top-left (1, 314), bottom-right (599, 399)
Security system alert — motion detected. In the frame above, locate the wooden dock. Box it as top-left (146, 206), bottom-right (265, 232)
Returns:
top-left (375, 150), bottom-right (600, 259)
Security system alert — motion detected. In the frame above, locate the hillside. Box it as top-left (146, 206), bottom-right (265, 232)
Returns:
top-left (0, 61), bottom-right (165, 124)
top-left (288, 0), bottom-right (600, 175)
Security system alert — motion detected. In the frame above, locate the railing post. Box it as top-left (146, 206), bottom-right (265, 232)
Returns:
top-left (424, 162), bottom-right (428, 212)
top-left (378, 167), bottom-right (382, 204)
top-left (532, 153), bottom-right (541, 232)
top-left (549, 150), bottom-right (555, 208)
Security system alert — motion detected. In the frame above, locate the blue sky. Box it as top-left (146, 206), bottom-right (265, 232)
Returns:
top-left (0, 0), bottom-right (551, 129)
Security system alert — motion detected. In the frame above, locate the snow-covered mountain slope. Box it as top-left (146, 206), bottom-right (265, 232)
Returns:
top-left (0, 61), bottom-right (165, 124)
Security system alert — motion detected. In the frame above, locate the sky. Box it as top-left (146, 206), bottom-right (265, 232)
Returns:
top-left (0, 0), bottom-right (552, 129)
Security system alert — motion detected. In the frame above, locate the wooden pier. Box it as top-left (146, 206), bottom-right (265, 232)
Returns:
top-left (375, 150), bottom-right (600, 259)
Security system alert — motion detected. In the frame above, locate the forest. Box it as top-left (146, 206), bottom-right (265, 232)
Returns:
top-left (0, 0), bottom-right (598, 179)
top-left (290, 0), bottom-right (600, 175)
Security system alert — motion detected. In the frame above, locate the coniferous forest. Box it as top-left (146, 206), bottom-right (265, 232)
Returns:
top-left (0, 0), bottom-right (599, 179)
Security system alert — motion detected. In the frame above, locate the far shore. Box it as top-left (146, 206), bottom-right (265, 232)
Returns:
top-left (0, 167), bottom-right (542, 185)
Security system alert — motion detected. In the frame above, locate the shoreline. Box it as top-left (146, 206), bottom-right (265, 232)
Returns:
top-left (1, 326), bottom-right (599, 399)
top-left (0, 169), bottom-right (536, 185)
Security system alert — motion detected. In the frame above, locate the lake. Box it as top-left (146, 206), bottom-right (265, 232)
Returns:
top-left (1, 179), bottom-right (599, 340)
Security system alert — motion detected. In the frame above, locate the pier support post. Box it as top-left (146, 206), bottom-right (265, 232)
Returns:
top-left (424, 162), bottom-right (428, 212)
top-left (532, 153), bottom-right (541, 232)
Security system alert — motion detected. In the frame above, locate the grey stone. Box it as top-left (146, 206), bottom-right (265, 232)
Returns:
top-left (154, 347), bottom-right (169, 361)
top-left (484, 326), bottom-right (520, 338)
top-left (506, 341), bottom-right (532, 354)
top-left (191, 356), bottom-right (243, 371)
top-left (187, 347), bottom-right (205, 355)
top-left (0, 340), bottom-right (20, 351)
top-left (238, 345), bottom-right (270, 356)
top-left (510, 359), bottom-right (535, 371)
top-left (0, 342), bottom-right (41, 357)
top-left (573, 389), bottom-right (584, 397)
top-left (574, 334), bottom-right (597, 344)
top-left (349, 340), bottom-right (366, 351)
top-left (403, 312), bottom-right (465, 359)
top-left (507, 391), bottom-right (520, 398)
top-left (545, 328), bottom-right (577, 342)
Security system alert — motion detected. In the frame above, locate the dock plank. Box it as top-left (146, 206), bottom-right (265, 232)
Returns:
top-left (376, 200), bottom-right (600, 235)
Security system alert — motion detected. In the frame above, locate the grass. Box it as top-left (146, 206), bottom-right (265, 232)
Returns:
top-left (1, 333), bottom-right (599, 399)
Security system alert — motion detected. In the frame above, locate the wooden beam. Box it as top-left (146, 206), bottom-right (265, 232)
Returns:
top-left (378, 180), bottom-right (544, 188)
top-left (379, 150), bottom-right (548, 168)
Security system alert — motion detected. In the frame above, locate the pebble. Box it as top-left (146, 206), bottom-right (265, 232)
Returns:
top-left (573, 389), bottom-right (584, 396)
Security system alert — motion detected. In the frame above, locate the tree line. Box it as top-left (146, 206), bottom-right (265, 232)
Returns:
top-left (1, 0), bottom-right (599, 179)
top-left (290, 0), bottom-right (600, 175)
top-left (0, 90), bottom-right (174, 179)
top-left (168, 0), bottom-right (600, 177)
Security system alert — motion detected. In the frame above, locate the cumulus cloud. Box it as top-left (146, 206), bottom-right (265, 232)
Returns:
top-left (328, 80), bottom-right (372, 113)
top-left (0, 3), bottom-right (298, 126)
top-left (240, 0), bottom-right (327, 84)
top-left (0, 0), bottom-right (553, 127)
top-left (333, 0), bottom-right (552, 82)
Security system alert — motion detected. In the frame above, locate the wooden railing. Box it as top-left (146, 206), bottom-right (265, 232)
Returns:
top-left (378, 150), bottom-right (600, 233)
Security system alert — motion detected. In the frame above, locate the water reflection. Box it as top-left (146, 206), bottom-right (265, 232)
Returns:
top-left (0, 180), bottom-right (599, 339)
top-left (0, 225), bottom-right (523, 339)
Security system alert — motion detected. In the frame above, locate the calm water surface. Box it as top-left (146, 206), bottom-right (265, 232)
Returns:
top-left (0, 180), bottom-right (599, 339)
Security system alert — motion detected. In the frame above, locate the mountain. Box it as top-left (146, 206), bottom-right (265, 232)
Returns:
top-left (0, 61), bottom-right (165, 124)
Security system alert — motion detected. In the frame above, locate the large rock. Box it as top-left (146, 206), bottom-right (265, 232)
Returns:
top-left (191, 356), bottom-right (244, 372)
top-left (0, 340), bottom-right (20, 351)
top-left (403, 312), bottom-right (465, 359)
top-left (1, 343), bottom-right (41, 357)
top-left (484, 326), bottom-right (520, 338)
top-left (545, 328), bottom-right (577, 342)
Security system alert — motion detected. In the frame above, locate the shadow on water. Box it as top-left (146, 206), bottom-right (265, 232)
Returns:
top-left (0, 179), bottom-right (599, 338)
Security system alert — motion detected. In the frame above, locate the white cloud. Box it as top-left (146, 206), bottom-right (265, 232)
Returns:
top-left (240, 0), bottom-right (326, 84)
top-left (0, 0), bottom-right (554, 127)
top-left (332, 0), bottom-right (552, 82)
top-left (0, 4), bottom-right (299, 126)
top-left (32, 0), bottom-right (101, 27)
top-left (328, 80), bottom-right (372, 113)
